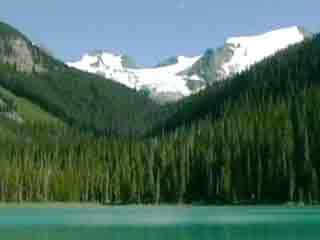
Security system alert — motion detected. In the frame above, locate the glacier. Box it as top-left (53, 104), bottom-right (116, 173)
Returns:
top-left (67, 26), bottom-right (309, 102)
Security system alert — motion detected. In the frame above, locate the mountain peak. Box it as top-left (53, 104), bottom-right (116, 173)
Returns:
top-left (67, 25), bottom-right (310, 102)
top-left (222, 26), bottom-right (308, 77)
top-left (226, 26), bottom-right (305, 46)
top-left (78, 51), bottom-right (139, 69)
top-left (87, 50), bottom-right (120, 58)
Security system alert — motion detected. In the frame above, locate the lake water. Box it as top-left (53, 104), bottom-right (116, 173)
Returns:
top-left (0, 206), bottom-right (319, 239)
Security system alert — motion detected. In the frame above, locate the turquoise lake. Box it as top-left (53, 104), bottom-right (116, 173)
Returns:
top-left (0, 206), bottom-right (319, 239)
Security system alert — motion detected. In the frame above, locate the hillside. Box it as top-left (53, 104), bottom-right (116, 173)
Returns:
top-left (0, 21), bottom-right (320, 205)
top-left (0, 32), bottom-right (319, 204)
top-left (0, 76), bottom-right (63, 141)
top-left (151, 34), bottom-right (319, 135)
top-left (0, 22), bottom-right (164, 136)
top-left (0, 85), bottom-right (62, 124)
top-left (140, 33), bottom-right (320, 203)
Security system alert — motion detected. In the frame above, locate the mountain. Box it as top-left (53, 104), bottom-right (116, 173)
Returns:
top-left (150, 31), bottom-right (317, 136)
top-left (218, 26), bottom-right (310, 78)
top-left (0, 22), bottom-right (164, 136)
top-left (121, 54), bottom-right (139, 69)
top-left (2, 31), bottom-right (320, 204)
top-left (0, 84), bottom-right (62, 124)
top-left (155, 56), bottom-right (179, 67)
top-left (1, 20), bottom-right (320, 205)
top-left (68, 26), bottom-right (310, 102)
top-left (0, 22), bottom-right (49, 73)
top-left (68, 52), bottom-right (202, 102)
top-left (181, 48), bottom-right (220, 84)
top-left (183, 26), bottom-right (311, 83)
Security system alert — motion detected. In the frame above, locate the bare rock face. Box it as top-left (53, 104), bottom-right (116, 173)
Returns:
top-left (0, 37), bottom-right (45, 73)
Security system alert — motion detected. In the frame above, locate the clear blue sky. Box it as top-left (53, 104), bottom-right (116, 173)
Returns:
top-left (2, 0), bottom-right (319, 66)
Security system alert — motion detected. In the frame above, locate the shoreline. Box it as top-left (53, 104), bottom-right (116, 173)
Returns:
top-left (0, 202), bottom-right (318, 209)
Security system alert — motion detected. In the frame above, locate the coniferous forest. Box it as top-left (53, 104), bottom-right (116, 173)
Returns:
top-left (0, 21), bottom-right (320, 204)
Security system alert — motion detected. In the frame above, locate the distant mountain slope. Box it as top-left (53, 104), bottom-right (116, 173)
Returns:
top-left (0, 22), bottom-right (163, 136)
top-left (155, 56), bottom-right (179, 67)
top-left (181, 48), bottom-right (222, 84)
top-left (121, 54), bottom-right (139, 68)
top-left (68, 52), bottom-right (202, 102)
top-left (0, 84), bottom-right (63, 144)
top-left (0, 22), bottom-right (50, 73)
top-left (220, 26), bottom-right (308, 77)
top-left (184, 26), bottom-right (311, 84)
top-left (0, 85), bottom-right (62, 124)
top-left (68, 26), bottom-right (310, 102)
top-left (150, 32), bottom-right (318, 135)
top-left (0, 22), bottom-right (320, 205)
top-left (3, 33), bottom-right (320, 204)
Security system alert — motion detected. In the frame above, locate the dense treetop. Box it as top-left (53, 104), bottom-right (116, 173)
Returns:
top-left (0, 22), bottom-right (169, 136)
top-left (0, 23), bottom-right (320, 204)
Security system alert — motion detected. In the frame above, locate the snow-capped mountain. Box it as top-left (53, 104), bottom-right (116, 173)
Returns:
top-left (184, 26), bottom-right (311, 84)
top-left (68, 51), bottom-right (202, 102)
top-left (221, 26), bottom-right (309, 77)
top-left (67, 26), bottom-right (311, 102)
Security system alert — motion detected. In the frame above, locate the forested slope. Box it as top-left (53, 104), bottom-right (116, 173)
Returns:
top-left (0, 22), bottom-right (165, 137)
top-left (1, 34), bottom-right (320, 204)
top-left (0, 85), bottom-right (62, 124)
top-left (150, 35), bottom-right (320, 135)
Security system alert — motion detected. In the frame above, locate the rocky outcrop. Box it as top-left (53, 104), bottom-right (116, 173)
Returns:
top-left (0, 37), bottom-right (45, 73)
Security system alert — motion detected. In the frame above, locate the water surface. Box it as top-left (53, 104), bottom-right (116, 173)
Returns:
top-left (0, 206), bottom-right (319, 239)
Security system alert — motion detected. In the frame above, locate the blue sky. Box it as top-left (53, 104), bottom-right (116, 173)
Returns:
top-left (2, 0), bottom-right (319, 66)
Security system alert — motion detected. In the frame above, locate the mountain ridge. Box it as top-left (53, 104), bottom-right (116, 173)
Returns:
top-left (68, 25), bottom-right (311, 102)
top-left (68, 52), bottom-right (202, 102)
top-left (0, 21), bottom-right (164, 136)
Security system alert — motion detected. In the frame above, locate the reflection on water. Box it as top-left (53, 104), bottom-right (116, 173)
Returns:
top-left (0, 206), bottom-right (319, 240)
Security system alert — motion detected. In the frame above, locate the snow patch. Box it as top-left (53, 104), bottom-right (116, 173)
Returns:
top-left (67, 26), bottom-right (308, 100)
top-left (222, 26), bottom-right (305, 76)
top-left (68, 53), bottom-right (201, 96)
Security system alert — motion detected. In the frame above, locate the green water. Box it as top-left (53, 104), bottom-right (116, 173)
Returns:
top-left (0, 206), bottom-right (319, 239)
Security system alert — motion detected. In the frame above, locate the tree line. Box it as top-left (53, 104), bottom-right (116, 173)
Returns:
top-left (0, 84), bottom-right (319, 204)
top-left (0, 29), bottom-right (320, 204)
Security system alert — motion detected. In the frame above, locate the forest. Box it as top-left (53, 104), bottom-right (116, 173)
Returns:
top-left (0, 22), bottom-right (319, 204)
top-left (0, 21), bottom-right (169, 137)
